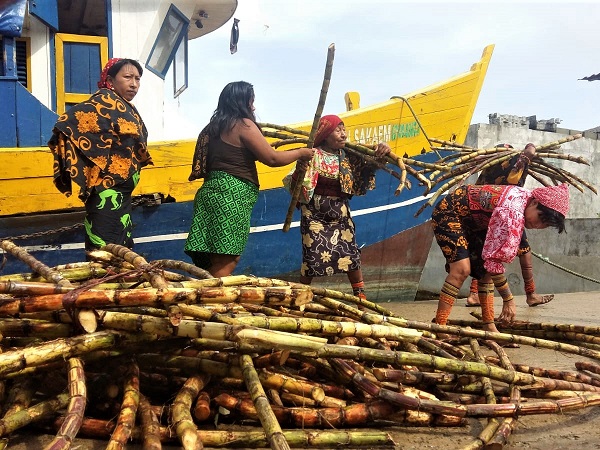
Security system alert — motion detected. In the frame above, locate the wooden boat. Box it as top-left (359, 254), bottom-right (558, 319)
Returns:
top-left (0, 0), bottom-right (494, 300)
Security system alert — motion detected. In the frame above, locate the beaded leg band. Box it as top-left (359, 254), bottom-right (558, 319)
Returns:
top-left (478, 282), bottom-right (495, 323)
top-left (436, 281), bottom-right (459, 326)
top-left (469, 278), bottom-right (478, 294)
top-left (521, 262), bottom-right (536, 294)
top-left (491, 274), bottom-right (514, 303)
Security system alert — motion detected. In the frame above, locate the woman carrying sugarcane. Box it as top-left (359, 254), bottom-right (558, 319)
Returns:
top-left (283, 115), bottom-right (390, 301)
top-left (185, 81), bottom-right (313, 277)
top-left (432, 183), bottom-right (569, 333)
top-left (465, 143), bottom-right (554, 308)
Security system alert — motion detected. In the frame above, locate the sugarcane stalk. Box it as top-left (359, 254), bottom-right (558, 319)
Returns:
top-left (138, 393), bottom-right (162, 450)
top-left (240, 354), bottom-right (290, 450)
top-left (0, 319), bottom-right (72, 339)
top-left (429, 137), bottom-right (474, 150)
top-left (97, 311), bottom-right (327, 352)
top-left (106, 361), bottom-right (140, 450)
top-left (461, 338), bottom-right (501, 450)
top-left (534, 151), bottom-right (590, 165)
top-left (172, 374), bottom-right (210, 449)
top-left (0, 284), bottom-right (313, 317)
top-left (393, 318), bottom-right (600, 361)
top-left (414, 171), bottom-right (472, 217)
top-left (283, 43), bottom-right (335, 232)
top-left (0, 331), bottom-right (128, 378)
top-left (103, 244), bottom-right (170, 290)
top-left (0, 392), bottom-right (69, 437)
top-left (0, 241), bottom-right (72, 287)
top-left (215, 393), bottom-right (401, 427)
top-left (152, 259), bottom-right (213, 280)
top-left (270, 138), bottom-right (308, 148)
top-left (258, 123), bottom-right (309, 137)
top-left (54, 415), bottom-right (396, 447)
top-left (193, 391), bottom-right (212, 422)
top-left (530, 160), bottom-right (585, 192)
top-left (230, 314), bottom-right (422, 342)
top-left (531, 160), bottom-right (596, 193)
top-left (280, 392), bottom-right (347, 408)
top-left (1, 376), bottom-right (36, 418)
top-left (535, 133), bottom-right (583, 150)
top-left (334, 357), bottom-right (600, 419)
top-left (306, 286), bottom-right (398, 316)
top-left (372, 368), bottom-right (475, 387)
top-left (0, 280), bottom-right (75, 296)
top-left (43, 357), bottom-right (87, 450)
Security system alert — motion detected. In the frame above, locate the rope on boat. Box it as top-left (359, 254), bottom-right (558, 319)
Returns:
top-left (0, 196), bottom-right (156, 242)
top-left (1, 223), bottom-right (84, 241)
top-left (532, 251), bottom-right (600, 284)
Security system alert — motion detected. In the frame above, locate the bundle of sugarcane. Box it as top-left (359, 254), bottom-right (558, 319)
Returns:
top-left (414, 133), bottom-right (596, 216)
top-left (259, 123), bottom-right (448, 197)
top-left (2, 242), bottom-right (600, 448)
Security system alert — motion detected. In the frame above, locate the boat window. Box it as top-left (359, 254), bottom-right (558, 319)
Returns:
top-left (146, 4), bottom-right (189, 80)
top-left (56, 0), bottom-right (107, 37)
top-left (14, 38), bottom-right (29, 90)
top-left (173, 36), bottom-right (188, 97)
top-left (0, 37), bottom-right (30, 90)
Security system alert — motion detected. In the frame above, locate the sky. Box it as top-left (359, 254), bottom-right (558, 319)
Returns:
top-left (163, 0), bottom-right (600, 140)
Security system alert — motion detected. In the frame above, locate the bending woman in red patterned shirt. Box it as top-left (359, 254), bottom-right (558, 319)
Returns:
top-left (431, 183), bottom-right (569, 334)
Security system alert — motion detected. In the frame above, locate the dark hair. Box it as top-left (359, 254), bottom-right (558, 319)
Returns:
top-left (107, 59), bottom-right (143, 78)
top-left (537, 203), bottom-right (566, 234)
top-left (207, 81), bottom-right (256, 138)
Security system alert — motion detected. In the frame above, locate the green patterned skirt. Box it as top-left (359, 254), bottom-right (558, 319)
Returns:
top-left (185, 171), bottom-right (259, 269)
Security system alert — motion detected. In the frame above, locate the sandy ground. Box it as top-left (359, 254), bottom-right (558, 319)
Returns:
top-left (6, 291), bottom-right (600, 449)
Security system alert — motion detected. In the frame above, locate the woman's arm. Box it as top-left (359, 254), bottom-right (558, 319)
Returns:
top-left (238, 119), bottom-right (313, 167)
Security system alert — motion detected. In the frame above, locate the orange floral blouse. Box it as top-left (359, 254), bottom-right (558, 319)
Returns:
top-left (48, 88), bottom-right (152, 202)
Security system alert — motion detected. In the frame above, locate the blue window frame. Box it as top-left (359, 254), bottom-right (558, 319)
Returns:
top-left (145, 4), bottom-right (189, 79)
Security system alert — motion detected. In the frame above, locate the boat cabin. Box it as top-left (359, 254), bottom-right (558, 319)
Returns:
top-left (0, 0), bottom-right (237, 148)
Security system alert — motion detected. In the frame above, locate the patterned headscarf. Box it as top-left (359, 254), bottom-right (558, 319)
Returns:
top-left (97, 58), bottom-right (122, 89)
top-left (531, 183), bottom-right (569, 217)
top-left (313, 114), bottom-right (343, 147)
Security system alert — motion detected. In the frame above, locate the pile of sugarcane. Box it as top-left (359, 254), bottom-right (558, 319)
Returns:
top-left (2, 242), bottom-right (600, 449)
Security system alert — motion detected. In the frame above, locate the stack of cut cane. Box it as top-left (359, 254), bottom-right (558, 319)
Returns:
top-left (1, 242), bottom-right (600, 449)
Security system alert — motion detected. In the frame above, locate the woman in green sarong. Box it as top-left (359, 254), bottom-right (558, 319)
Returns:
top-left (185, 81), bottom-right (313, 277)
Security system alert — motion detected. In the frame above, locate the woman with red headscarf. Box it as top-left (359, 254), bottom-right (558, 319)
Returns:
top-left (48, 58), bottom-right (152, 253)
top-left (284, 115), bottom-right (391, 302)
top-left (431, 183), bottom-right (569, 335)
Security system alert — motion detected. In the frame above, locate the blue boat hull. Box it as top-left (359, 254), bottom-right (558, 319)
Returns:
top-left (0, 156), bottom-right (438, 300)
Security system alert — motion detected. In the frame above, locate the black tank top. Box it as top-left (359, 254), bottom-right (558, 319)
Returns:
top-left (207, 137), bottom-right (259, 186)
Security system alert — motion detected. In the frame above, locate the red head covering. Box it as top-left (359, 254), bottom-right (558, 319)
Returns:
top-left (97, 58), bottom-right (123, 89)
top-left (531, 183), bottom-right (569, 217)
top-left (314, 114), bottom-right (343, 147)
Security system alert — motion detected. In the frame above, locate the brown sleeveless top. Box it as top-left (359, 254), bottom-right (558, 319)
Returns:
top-left (207, 137), bottom-right (259, 186)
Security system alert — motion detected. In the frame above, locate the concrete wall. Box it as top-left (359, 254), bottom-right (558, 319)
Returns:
top-left (417, 123), bottom-right (600, 298)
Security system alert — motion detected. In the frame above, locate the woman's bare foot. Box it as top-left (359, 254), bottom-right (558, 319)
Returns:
top-left (526, 293), bottom-right (554, 307)
top-left (482, 322), bottom-right (499, 334)
top-left (465, 292), bottom-right (480, 307)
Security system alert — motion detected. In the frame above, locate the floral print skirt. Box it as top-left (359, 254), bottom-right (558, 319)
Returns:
top-left (300, 195), bottom-right (361, 277)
